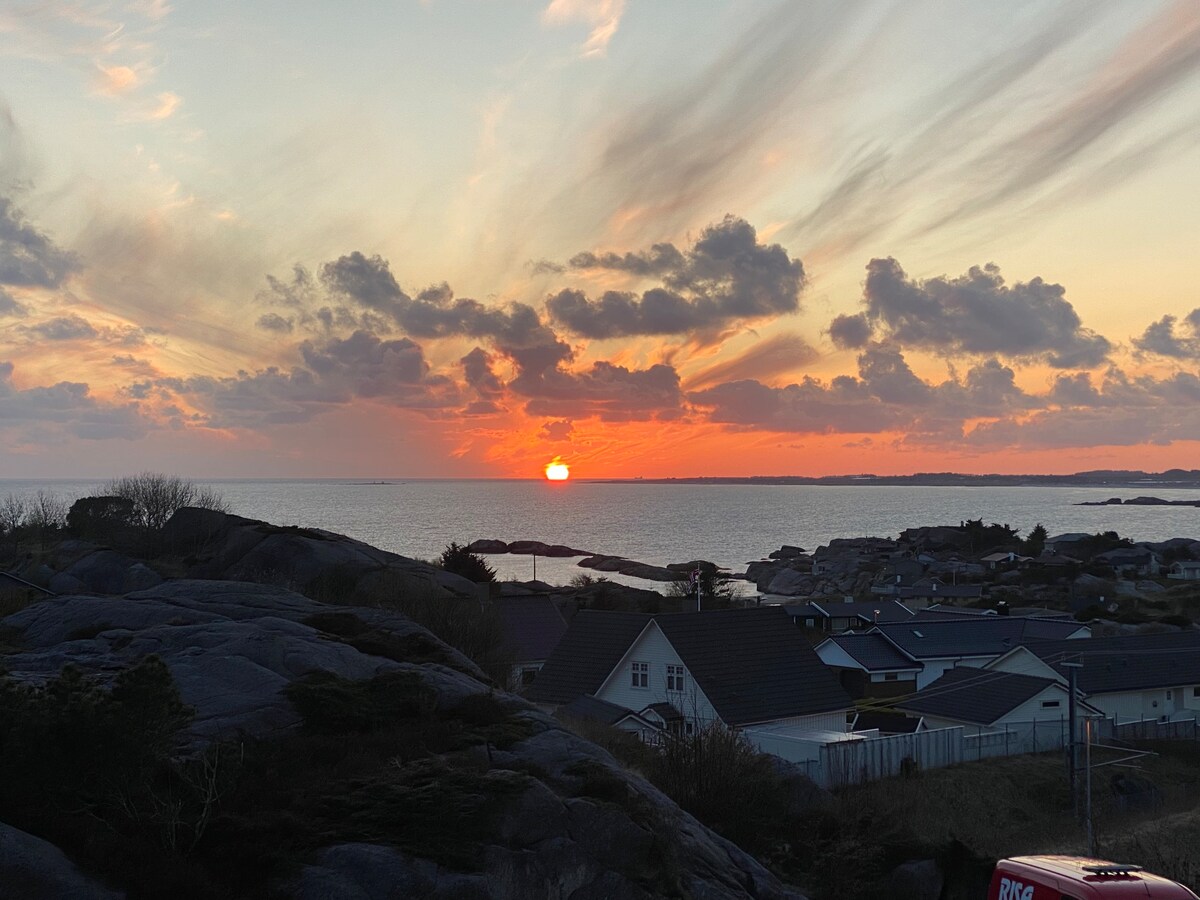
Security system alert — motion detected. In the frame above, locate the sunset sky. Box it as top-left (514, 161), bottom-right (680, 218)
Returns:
top-left (2, 0), bottom-right (1199, 479)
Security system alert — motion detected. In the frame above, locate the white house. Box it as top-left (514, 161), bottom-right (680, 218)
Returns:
top-left (528, 607), bottom-right (852, 742)
top-left (1168, 560), bottom-right (1200, 581)
top-left (999, 632), bottom-right (1200, 724)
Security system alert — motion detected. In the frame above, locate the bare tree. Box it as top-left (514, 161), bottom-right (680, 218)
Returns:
top-left (0, 493), bottom-right (28, 549)
top-left (101, 473), bottom-right (229, 532)
top-left (26, 490), bottom-right (69, 549)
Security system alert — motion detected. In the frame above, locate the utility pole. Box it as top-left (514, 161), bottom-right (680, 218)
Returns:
top-left (1064, 660), bottom-right (1082, 811)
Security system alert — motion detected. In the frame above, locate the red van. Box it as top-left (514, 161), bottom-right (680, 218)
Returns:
top-left (989, 856), bottom-right (1199, 899)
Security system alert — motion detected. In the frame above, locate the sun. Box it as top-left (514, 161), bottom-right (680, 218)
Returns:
top-left (544, 457), bottom-right (570, 481)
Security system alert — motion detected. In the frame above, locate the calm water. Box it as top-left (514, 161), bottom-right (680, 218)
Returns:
top-left (3, 479), bottom-right (1199, 586)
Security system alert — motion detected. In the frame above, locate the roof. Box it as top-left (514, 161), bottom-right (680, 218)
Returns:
top-left (872, 617), bottom-right (1086, 659)
top-left (1021, 630), bottom-right (1200, 694)
top-left (999, 856), bottom-right (1199, 896)
top-left (1047, 533), bottom-right (1091, 543)
top-left (531, 607), bottom-right (853, 725)
top-left (526, 611), bottom-right (650, 704)
top-left (824, 633), bottom-right (919, 671)
top-left (895, 666), bottom-right (1062, 725)
top-left (905, 582), bottom-right (983, 599)
top-left (851, 710), bottom-right (923, 733)
top-left (495, 596), bottom-right (568, 662)
top-left (654, 607), bottom-right (852, 726)
top-left (784, 600), bottom-right (915, 625)
top-left (558, 694), bottom-right (639, 727)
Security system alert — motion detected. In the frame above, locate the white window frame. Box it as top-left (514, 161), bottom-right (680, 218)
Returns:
top-left (631, 661), bottom-right (649, 689)
top-left (666, 664), bottom-right (686, 692)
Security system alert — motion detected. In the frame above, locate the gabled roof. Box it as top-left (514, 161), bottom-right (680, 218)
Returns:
top-left (495, 596), bottom-right (568, 662)
top-left (784, 599), bottom-right (915, 625)
top-left (823, 632), bottom-right (919, 671)
top-left (1021, 631), bottom-right (1200, 694)
top-left (558, 694), bottom-right (641, 727)
top-left (895, 666), bottom-right (1062, 726)
top-left (526, 611), bottom-right (649, 704)
top-left (531, 607), bottom-right (852, 725)
top-left (654, 607), bottom-right (851, 726)
top-left (871, 617), bottom-right (1086, 659)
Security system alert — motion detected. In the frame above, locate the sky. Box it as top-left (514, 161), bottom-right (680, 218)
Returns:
top-left (1, 0), bottom-right (1199, 480)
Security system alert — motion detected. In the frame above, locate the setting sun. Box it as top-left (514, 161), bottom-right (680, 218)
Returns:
top-left (544, 458), bottom-right (570, 481)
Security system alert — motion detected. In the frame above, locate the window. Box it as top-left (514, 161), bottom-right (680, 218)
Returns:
top-left (631, 661), bottom-right (649, 689)
top-left (685, 722), bottom-right (694, 735)
top-left (1041, 700), bottom-right (1061, 709)
top-left (884, 673), bottom-right (899, 682)
top-left (1193, 686), bottom-right (1199, 698)
top-left (520, 668), bottom-right (538, 686)
top-left (666, 664), bottom-right (686, 692)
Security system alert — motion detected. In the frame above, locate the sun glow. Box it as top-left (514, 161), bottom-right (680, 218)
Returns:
top-left (544, 457), bottom-right (570, 481)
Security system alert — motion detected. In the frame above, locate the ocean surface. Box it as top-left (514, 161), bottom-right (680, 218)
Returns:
top-left (3, 479), bottom-right (1199, 588)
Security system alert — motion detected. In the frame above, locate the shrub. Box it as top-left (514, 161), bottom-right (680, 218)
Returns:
top-left (25, 489), bottom-right (68, 549)
top-left (438, 542), bottom-right (496, 583)
top-left (101, 473), bottom-right (229, 532)
top-left (67, 495), bottom-right (137, 540)
top-left (644, 723), bottom-right (790, 853)
top-left (0, 493), bottom-right (27, 549)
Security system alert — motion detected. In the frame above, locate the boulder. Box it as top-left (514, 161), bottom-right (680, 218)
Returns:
top-left (889, 859), bottom-right (943, 900)
top-left (0, 822), bottom-right (125, 899)
top-left (1135, 580), bottom-right (1166, 594)
top-left (507, 541), bottom-right (552, 556)
top-left (291, 843), bottom-right (489, 900)
top-left (766, 569), bottom-right (811, 596)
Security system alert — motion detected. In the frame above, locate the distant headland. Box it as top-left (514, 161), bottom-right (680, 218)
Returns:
top-left (598, 469), bottom-right (1200, 488)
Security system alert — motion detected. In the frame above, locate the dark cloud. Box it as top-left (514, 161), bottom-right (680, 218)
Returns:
top-left (319, 252), bottom-right (406, 315)
top-left (0, 197), bottom-right (77, 289)
top-left (540, 420), bottom-right (574, 441)
top-left (166, 331), bottom-right (457, 428)
top-left (548, 216), bottom-right (805, 338)
top-left (827, 312), bottom-right (872, 350)
top-left (0, 361), bottom-right (148, 440)
top-left (690, 348), bottom-right (1039, 437)
top-left (461, 347), bottom-right (504, 401)
top-left (26, 314), bottom-right (99, 341)
top-left (686, 332), bottom-right (819, 391)
top-left (297, 331), bottom-right (448, 398)
top-left (0, 287), bottom-right (26, 317)
top-left (256, 313), bottom-right (295, 333)
top-left (1132, 309), bottom-right (1200, 359)
top-left (859, 257), bottom-right (1111, 368)
top-left (522, 361), bottom-right (685, 422)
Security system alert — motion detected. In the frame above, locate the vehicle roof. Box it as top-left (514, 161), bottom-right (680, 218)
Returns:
top-left (1001, 856), bottom-right (1199, 897)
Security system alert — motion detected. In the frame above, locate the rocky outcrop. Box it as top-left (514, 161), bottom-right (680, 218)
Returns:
top-left (467, 540), bottom-right (591, 557)
top-left (160, 507), bottom-right (478, 601)
top-left (0, 823), bottom-right (125, 899)
top-left (0, 576), bottom-right (807, 899)
top-left (577, 555), bottom-right (677, 582)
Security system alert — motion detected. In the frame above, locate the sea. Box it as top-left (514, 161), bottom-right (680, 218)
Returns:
top-left (3, 478), bottom-right (1199, 590)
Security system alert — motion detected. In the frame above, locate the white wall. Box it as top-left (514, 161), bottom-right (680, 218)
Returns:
top-left (1092, 687), bottom-right (1200, 723)
top-left (985, 647), bottom-right (1067, 683)
top-left (918, 656), bottom-right (996, 689)
top-left (595, 622), bottom-right (721, 728)
top-left (815, 640), bottom-right (863, 670)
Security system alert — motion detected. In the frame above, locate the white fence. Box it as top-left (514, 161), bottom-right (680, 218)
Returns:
top-left (762, 720), bottom-right (1077, 789)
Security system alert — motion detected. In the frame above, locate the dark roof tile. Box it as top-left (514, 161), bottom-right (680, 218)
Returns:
top-left (526, 611), bottom-right (650, 704)
top-left (896, 666), bottom-right (1061, 725)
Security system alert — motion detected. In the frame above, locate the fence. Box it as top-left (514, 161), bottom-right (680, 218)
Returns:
top-left (748, 713), bottom-right (1200, 789)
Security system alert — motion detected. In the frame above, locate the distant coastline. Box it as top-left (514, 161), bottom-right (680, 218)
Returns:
top-left (596, 469), bottom-right (1200, 488)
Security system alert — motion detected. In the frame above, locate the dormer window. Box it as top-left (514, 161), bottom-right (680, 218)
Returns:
top-left (631, 661), bottom-right (649, 689)
top-left (666, 664), bottom-right (686, 692)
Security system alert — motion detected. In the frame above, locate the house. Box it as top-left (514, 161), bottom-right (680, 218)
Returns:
top-left (557, 694), bottom-right (662, 742)
top-left (1045, 533), bottom-right (1092, 555)
top-left (865, 617), bottom-right (1090, 689)
top-left (1008, 631), bottom-right (1200, 724)
top-left (980, 552), bottom-right (1032, 570)
top-left (1168, 560), bottom-right (1200, 581)
top-left (815, 632), bottom-right (921, 699)
top-left (494, 595), bottom-right (569, 690)
top-left (893, 666), bottom-right (1099, 733)
top-left (1093, 547), bottom-right (1159, 578)
top-left (783, 599), bottom-right (915, 633)
top-left (528, 607), bottom-right (852, 737)
top-left (873, 576), bottom-right (983, 607)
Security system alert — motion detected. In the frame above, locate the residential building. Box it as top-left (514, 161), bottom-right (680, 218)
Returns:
top-left (815, 632), bottom-right (921, 699)
top-left (783, 599), bottom-right (915, 633)
top-left (528, 607), bottom-right (851, 736)
top-left (494, 595), bottom-right (569, 690)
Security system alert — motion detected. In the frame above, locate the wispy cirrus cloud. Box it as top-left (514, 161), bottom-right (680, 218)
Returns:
top-left (542, 0), bottom-right (626, 58)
